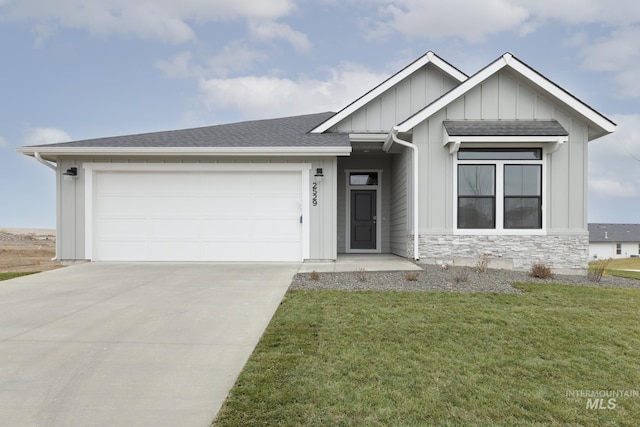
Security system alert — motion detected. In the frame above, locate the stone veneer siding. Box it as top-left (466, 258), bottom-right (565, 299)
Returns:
top-left (409, 234), bottom-right (589, 274)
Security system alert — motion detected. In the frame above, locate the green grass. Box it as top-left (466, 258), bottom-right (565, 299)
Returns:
top-left (214, 285), bottom-right (640, 426)
top-left (589, 258), bottom-right (640, 280)
top-left (0, 272), bottom-right (37, 281)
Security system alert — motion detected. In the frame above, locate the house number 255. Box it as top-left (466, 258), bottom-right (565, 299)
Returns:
top-left (312, 182), bottom-right (318, 206)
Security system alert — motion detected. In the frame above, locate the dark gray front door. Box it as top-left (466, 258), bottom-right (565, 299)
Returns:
top-left (351, 190), bottom-right (377, 250)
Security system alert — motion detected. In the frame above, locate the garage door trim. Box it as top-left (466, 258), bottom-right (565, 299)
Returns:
top-left (83, 162), bottom-right (312, 261)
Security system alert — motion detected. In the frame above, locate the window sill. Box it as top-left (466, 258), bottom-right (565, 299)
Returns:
top-left (453, 229), bottom-right (547, 236)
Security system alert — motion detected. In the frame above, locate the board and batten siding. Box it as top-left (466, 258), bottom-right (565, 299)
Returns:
top-left (56, 156), bottom-right (337, 261)
top-left (390, 147), bottom-right (410, 256)
top-left (414, 70), bottom-right (591, 235)
top-left (330, 64), bottom-right (459, 133)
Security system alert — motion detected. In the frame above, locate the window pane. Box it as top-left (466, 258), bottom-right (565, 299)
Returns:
top-left (350, 173), bottom-right (378, 185)
top-left (458, 198), bottom-right (495, 228)
top-left (458, 165), bottom-right (495, 196)
top-left (504, 165), bottom-right (541, 196)
top-left (504, 197), bottom-right (541, 228)
top-left (458, 148), bottom-right (542, 160)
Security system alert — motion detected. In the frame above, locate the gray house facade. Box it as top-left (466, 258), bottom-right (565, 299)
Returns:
top-left (19, 52), bottom-right (616, 273)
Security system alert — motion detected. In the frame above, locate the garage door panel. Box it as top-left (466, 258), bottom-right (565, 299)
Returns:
top-left (96, 241), bottom-right (148, 261)
top-left (200, 197), bottom-right (252, 216)
top-left (252, 172), bottom-right (300, 193)
top-left (254, 219), bottom-right (300, 238)
top-left (97, 172), bottom-right (147, 194)
top-left (98, 196), bottom-right (148, 217)
top-left (93, 168), bottom-right (305, 261)
top-left (201, 219), bottom-right (251, 239)
top-left (149, 197), bottom-right (201, 217)
top-left (253, 197), bottom-right (300, 216)
top-left (97, 218), bottom-right (149, 237)
top-left (149, 173), bottom-right (202, 195)
top-left (202, 174), bottom-right (252, 195)
top-left (150, 219), bottom-right (201, 238)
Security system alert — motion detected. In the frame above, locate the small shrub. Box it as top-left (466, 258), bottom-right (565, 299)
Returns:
top-left (588, 258), bottom-right (612, 283)
top-left (405, 272), bottom-right (420, 281)
top-left (309, 271), bottom-right (320, 281)
top-left (530, 263), bottom-right (554, 279)
top-left (453, 270), bottom-right (469, 284)
top-left (475, 252), bottom-right (491, 273)
top-left (355, 268), bottom-right (368, 282)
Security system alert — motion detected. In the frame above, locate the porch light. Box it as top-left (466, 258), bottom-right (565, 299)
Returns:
top-left (314, 168), bottom-right (324, 182)
top-left (63, 167), bottom-right (78, 181)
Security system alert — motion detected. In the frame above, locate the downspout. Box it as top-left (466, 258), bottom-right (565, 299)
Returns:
top-left (35, 152), bottom-right (57, 171)
top-left (385, 128), bottom-right (420, 261)
top-left (34, 152), bottom-right (59, 261)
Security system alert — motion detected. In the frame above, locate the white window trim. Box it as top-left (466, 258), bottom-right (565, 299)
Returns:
top-left (453, 144), bottom-right (548, 236)
top-left (345, 169), bottom-right (383, 253)
top-left (83, 162), bottom-right (312, 261)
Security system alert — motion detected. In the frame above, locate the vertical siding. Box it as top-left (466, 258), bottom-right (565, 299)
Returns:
top-left (390, 149), bottom-right (409, 256)
top-left (413, 70), bottom-right (591, 235)
top-left (333, 64), bottom-right (462, 132)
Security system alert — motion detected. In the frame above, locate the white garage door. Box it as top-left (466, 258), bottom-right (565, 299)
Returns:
top-left (92, 170), bottom-right (303, 261)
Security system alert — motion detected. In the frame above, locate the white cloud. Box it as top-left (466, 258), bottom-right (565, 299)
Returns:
top-left (361, 0), bottom-right (640, 42)
top-left (155, 51), bottom-right (199, 79)
top-left (589, 114), bottom-right (640, 199)
top-left (2, 0), bottom-right (296, 44)
top-left (0, 135), bottom-right (8, 148)
top-left (576, 26), bottom-right (640, 98)
top-left (24, 128), bottom-right (71, 146)
top-left (370, 0), bottom-right (530, 43)
top-left (248, 20), bottom-right (312, 52)
top-left (198, 63), bottom-right (389, 119)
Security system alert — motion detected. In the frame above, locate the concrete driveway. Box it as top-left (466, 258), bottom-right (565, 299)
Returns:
top-left (0, 262), bottom-right (298, 427)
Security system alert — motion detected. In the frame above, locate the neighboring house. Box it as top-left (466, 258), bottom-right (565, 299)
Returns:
top-left (18, 51), bottom-right (616, 273)
top-left (589, 223), bottom-right (640, 259)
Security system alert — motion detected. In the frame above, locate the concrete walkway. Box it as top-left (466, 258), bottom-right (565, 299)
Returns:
top-left (0, 262), bottom-right (298, 427)
top-left (298, 254), bottom-right (422, 273)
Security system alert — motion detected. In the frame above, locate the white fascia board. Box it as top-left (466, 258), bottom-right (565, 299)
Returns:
top-left (507, 60), bottom-right (617, 134)
top-left (310, 51), bottom-right (468, 134)
top-left (397, 56), bottom-right (510, 133)
top-left (17, 146), bottom-right (352, 157)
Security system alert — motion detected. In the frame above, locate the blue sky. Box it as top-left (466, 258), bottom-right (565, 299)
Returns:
top-left (1, 0), bottom-right (639, 228)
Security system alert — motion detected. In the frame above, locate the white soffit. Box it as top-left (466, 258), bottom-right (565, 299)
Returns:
top-left (310, 51), bottom-right (468, 134)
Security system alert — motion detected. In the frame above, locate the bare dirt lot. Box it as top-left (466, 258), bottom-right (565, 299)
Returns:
top-left (0, 229), bottom-right (62, 273)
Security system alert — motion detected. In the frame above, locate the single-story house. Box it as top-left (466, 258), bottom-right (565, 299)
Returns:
top-left (18, 51), bottom-right (616, 273)
top-left (589, 223), bottom-right (640, 259)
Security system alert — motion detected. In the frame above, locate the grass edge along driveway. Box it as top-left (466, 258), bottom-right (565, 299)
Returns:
top-left (214, 284), bottom-right (640, 426)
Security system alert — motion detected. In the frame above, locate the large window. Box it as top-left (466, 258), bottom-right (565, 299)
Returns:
top-left (457, 148), bottom-right (543, 231)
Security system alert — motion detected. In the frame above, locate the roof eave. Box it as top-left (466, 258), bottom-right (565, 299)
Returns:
top-left (17, 146), bottom-right (353, 159)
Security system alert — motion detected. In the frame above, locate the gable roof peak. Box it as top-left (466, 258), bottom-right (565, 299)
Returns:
top-left (310, 50), bottom-right (467, 133)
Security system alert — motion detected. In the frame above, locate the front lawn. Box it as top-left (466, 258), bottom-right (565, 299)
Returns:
top-left (0, 272), bottom-right (37, 281)
top-left (590, 258), bottom-right (640, 280)
top-left (214, 284), bottom-right (640, 426)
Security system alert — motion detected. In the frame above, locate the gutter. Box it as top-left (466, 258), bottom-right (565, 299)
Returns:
top-left (384, 128), bottom-right (420, 261)
top-left (33, 152), bottom-right (59, 261)
top-left (34, 152), bottom-right (57, 171)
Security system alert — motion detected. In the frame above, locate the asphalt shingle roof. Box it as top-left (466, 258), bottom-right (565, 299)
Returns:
top-left (588, 223), bottom-right (640, 243)
top-left (443, 120), bottom-right (569, 137)
top-left (27, 112), bottom-right (348, 149)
